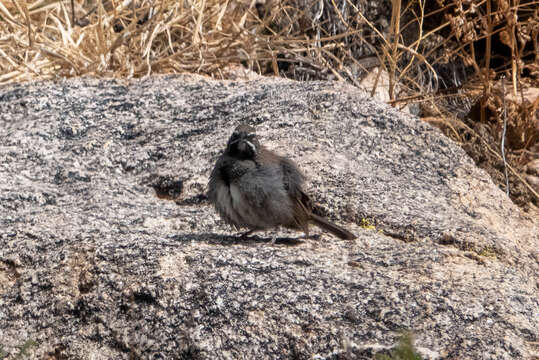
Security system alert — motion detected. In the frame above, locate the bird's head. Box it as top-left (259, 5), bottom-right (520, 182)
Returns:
top-left (225, 124), bottom-right (259, 160)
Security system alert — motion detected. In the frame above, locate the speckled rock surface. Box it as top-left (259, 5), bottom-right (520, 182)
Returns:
top-left (0, 76), bottom-right (537, 359)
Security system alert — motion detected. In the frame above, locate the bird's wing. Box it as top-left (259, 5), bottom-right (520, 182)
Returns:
top-left (279, 156), bottom-right (312, 232)
top-left (279, 156), bottom-right (306, 196)
top-left (207, 156), bottom-right (243, 228)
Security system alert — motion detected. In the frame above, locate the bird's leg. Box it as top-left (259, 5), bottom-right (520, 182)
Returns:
top-left (303, 230), bottom-right (320, 240)
top-left (239, 229), bottom-right (255, 238)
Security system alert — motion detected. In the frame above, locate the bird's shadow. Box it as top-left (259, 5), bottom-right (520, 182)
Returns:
top-left (168, 232), bottom-right (317, 247)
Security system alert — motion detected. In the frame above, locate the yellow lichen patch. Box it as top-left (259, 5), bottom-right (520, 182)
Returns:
top-left (360, 218), bottom-right (377, 231)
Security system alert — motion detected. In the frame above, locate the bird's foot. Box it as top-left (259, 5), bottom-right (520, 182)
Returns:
top-left (239, 230), bottom-right (254, 238)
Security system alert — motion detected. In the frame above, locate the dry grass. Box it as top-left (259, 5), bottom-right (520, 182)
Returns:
top-left (0, 0), bottom-right (357, 82)
top-left (0, 0), bottom-right (265, 82)
top-left (1, 1), bottom-right (536, 91)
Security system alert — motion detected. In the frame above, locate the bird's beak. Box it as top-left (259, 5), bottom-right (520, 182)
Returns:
top-left (237, 139), bottom-right (256, 154)
top-left (237, 140), bottom-right (248, 153)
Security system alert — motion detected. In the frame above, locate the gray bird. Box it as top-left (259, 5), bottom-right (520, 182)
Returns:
top-left (208, 124), bottom-right (356, 240)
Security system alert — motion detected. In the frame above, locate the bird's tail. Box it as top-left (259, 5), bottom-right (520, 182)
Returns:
top-left (309, 214), bottom-right (356, 240)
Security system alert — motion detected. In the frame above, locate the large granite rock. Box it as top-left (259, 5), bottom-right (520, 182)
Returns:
top-left (0, 76), bottom-right (537, 359)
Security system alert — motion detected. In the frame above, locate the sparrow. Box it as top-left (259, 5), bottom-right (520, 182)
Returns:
top-left (208, 124), bottom-right (356, 240)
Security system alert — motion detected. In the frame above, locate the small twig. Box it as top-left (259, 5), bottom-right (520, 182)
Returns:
top-left (71, 0), bottom-right (75, 26)
top-left (501, 75), bottom-right (510, 196)
top-left (388, 0), bottom-right (402, 102)
top-left (512, 149), bottom-right (539, 156)
top-left (459, 118), bottom-right (538, 200)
